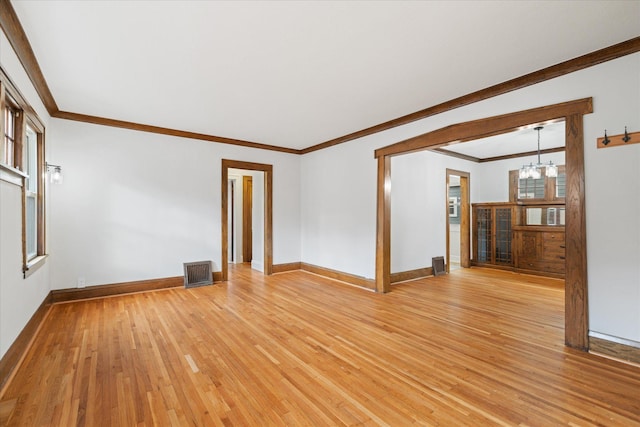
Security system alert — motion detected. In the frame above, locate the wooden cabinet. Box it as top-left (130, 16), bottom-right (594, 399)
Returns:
top-left (514, 229), bottom-right (565, 277)
top-left (472, 203), bottom-right (514, 267)
top-left (472, 203), bottom-right (565, 278)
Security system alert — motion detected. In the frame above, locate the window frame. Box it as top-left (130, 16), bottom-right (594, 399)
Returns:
top-left (1, 70), bottom-right (47, 276)
top-left (509, 165), bottom-right (566, 203)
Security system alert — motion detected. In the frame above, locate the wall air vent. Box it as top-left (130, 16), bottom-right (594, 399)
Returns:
top-left (183, 261), bottom-right (213, 288)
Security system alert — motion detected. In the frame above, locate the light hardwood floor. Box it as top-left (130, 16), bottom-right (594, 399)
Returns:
top-left (1, 265), bottom-right (639, 426)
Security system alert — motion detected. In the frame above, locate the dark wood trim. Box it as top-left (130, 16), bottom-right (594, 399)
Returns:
top-left (375, 98), bottom-right (592, 158)
top-left (0, 292), bottom-right (52, 392)
top-left (304, 37), bottom-right (640, 154)
top-left (213, 271), bottom-right (223, 282)
top-left (431, 147), bottom-right (480, 162)
top-left (478, 146), bottom-right (565, 163)
top-left (390, 267), bottom-right (433, 284)
top-left (272, 262), bottom-right (302, 273)
top-left (242, 176), bottom-right (253, 263)
top-left (50, 276), bottom-right (184, 303)
top-left (0, 0), bottom-right (58, 115)
top-left (221, 159), bottom-right (273, 281)
top-left (36, 128), bottom-right (45, 256)
top-left (564, 114), bottom-right (589, 350)
top-left (301, 263), bottom-right (375, 290)
top-left (375, 156), bottom-right (391, 293)
top-left (264, 168), bottom-right (273, 275)
top-left (375, 98), bottom-right (592, 350)
top-left (0, 68), bottom-right (45, 131)
top-left (2, 0), bottom-right (637, 159)
top-left (590, 336), bottom-right (640, 365)
top-left (54, 111), bottom-right (300, 154)
top-left (446, 169), bottom-right (471, 272)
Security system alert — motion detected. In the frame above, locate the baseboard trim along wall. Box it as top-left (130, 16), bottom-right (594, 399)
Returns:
top-left (51, 272), bottom-right (224, 304)
top-left (390, 267), bottom-right (434, 284)
top-left (0, 293), bottom-right (52, 393)
top-left (589, 333), bottom-right (640, 365)
top-left (272, 262), bottom-right (302, 273)
top-left (300, 262), bottom-right (375, 290)
top-left (51, 276), bottom-right (185, 303)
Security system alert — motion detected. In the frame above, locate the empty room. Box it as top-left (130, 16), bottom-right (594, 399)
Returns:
top-left (1, 1), bottom-right (639, 425)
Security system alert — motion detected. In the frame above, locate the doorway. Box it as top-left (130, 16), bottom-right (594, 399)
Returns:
top-left (446, 169), bottom-right (470, 272)
top-left (374, 98), bottom-right (591, 350)
top-left (221, 159), bottom-right (273, 281)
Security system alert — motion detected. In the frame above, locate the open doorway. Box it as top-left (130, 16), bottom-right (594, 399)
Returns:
top-left (227, 170), bottom-right (262, 269)
top-left (374, 98), bottom-right (590, 350)
top-left (446, 169), bottom-right (470, 273)
top-left (221, 160), bottom-right (273, 281)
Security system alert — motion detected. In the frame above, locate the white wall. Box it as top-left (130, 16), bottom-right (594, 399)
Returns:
top-left (301, 53), bottom-right (640, 343)
top-left (473, 151), bottom-right (566, 203)
top-left (390, 151), bottom-right (479, 273)
top-left (47, 119), bottom-right (301, 289)
top-left (0, 30), bottom-right (51, 359)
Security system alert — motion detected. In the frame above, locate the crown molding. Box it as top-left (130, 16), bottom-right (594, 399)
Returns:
top-left (52, 111), bottom-right (301, 154)
top-left (1, 0), bottom-right (638, 156)
top-left (0, 0), bottom-right (57, 114)
top-left (302, 36), bottom-right (640, 154)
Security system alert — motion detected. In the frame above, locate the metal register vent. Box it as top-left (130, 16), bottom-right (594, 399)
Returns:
top-left (183, 261), bottom-right (213, 288)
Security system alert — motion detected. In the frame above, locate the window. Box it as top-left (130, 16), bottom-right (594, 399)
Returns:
top-left (24, 125), bottom-right (39, 261)
top-left (2, 96), bottom-right (21, 168)
top-left (1, 73), bottom-right (47, 274)
top-left (509, 166), bottom-right (566, 202)
top-left (518, 176), bottom-right (545, 199)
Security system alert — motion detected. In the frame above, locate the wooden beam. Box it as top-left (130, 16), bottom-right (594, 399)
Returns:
top-left (564, 114), bottom-right (589, 350)
top-left (375, 98), bottom-right (592, 158)
top-left (375, 156), bottom-right (391, 293)
top-left (375, 98), bottom-right (592, 351)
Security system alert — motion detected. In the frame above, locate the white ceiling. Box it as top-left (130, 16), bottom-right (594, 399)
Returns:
top-left (440, 121), bottom-right (566, 159)
top-left (10, 1), bottom-right (640, 150)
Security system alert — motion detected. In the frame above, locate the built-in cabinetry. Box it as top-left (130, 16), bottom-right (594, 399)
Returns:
top-left (514, 227), bottom-right (565, 276)
top-left (471, 166), bottom-right (566, 278)
top-left (472, 202), bottom-right (566, 278)
top-left (472, 203), bottom-right (515, 268)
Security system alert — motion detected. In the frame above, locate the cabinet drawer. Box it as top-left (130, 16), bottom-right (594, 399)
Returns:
top-left (541, 260), bottom-right (565, 274)
top-left (543, 232), bottom-right (565, 245)
top-left (543, 232), bottom-right (565, 254)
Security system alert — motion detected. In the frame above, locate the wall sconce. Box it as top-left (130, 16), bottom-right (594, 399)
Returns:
top-left (46, 162), bottom-right (63, 184)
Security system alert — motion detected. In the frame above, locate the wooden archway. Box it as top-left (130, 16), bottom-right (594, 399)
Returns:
top-left (374, 98), bottom-right (592, 350)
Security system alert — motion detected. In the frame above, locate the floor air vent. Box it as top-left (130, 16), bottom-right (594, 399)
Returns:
top-left (183, 261), bottom-right (213, 288)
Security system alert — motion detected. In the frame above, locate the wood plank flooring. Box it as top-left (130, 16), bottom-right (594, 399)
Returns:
top-left (1, 265), bottom-right (640, 426)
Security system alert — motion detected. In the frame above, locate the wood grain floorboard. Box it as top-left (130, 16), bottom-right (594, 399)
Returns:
top-left (1, 265), bottom-right (639, 426)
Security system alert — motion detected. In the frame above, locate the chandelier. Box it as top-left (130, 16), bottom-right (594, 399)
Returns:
top-left (519, 126), bottom-right (558, 179)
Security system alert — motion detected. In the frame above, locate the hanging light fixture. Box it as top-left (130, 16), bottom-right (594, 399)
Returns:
top-left (519, 126), bottom-right (557, 179)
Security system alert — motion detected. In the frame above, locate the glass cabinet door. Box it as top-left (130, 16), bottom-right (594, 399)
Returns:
top-left (494, 207), bottom-right (512, 265)
top-left (476, 207), bottom-right (492, 263)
